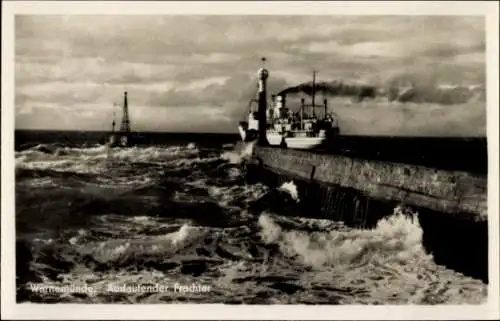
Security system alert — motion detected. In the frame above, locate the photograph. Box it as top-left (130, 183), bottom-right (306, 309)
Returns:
top-left (2, 1), bottom-right (499, 320)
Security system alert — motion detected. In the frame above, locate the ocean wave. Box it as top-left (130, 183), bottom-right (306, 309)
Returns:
top-left (15, 144), bottom-right (202, 176)
top-left (16, 141), bottom-right (487, 304)
top-left (256, 207), bottom-right (487, 304)
top-left (258, 207), bottom-right (424, 268)
top-left (72, 223), bottom-right (205, 265)
top-left (21, 201), bottom-right (487, 304)
top-left (220, 141), bottom-right (256, 164)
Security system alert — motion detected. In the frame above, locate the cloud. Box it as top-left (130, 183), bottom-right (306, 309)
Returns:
top-left (295, 41), bottom-right (404, 57)
top-left (14, 15), bottom-right (486, 135)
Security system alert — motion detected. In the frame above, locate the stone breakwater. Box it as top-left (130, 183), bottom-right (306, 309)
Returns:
top-left (253, 146), bottom-right (487, 220)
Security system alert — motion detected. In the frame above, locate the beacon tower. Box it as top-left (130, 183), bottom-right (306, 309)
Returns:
top-left (257, 58), bottom-right (269, 146)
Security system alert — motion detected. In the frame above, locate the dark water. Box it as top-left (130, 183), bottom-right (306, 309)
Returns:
top-left (15, 131), bottom-right (487, 304)
top-left (15, 130), bottom-right (240, 150)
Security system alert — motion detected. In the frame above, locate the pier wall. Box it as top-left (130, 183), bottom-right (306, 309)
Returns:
top-left (247, 146), bottom-right (488, 282)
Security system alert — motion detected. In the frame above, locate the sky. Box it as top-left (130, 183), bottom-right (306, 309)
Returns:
top-left (15, 15), bottom-right (486, 135)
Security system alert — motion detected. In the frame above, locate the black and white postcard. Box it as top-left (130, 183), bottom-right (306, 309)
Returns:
top-left (2, 1), bottom-right (499, 320)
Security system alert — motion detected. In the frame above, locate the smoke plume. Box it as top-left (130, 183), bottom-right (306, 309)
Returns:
top-left (276, 80), bottom-right (485, 105)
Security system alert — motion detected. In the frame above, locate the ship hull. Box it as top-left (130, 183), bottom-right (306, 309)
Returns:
top-left (266, 132), bottom-right (284, 146)
top-left (238, 123), bottom-right (285, 146)
top-left (284, 136), bottom-right (326, 150)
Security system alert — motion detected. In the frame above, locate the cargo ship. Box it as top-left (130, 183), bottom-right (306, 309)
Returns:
top-left (238, 59), bottom-right (340, 149)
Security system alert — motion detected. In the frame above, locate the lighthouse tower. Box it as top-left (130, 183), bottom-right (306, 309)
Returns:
top-left (120, 91), bottom-right (131, 134)
top-left (118, 91), bottom-right (131, 147)
top-left (257, 58), bottom-right (269, 146)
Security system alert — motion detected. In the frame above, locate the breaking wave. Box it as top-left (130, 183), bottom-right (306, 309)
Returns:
top-left (220, 141), bottom-right (256, 164)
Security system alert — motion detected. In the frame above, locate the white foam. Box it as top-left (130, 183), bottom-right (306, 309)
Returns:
top-left (220, 141), bottom-right (256, 164)
top-left (15, 144), bottom-right (200, 174)
top-left (257, 209), bottom-right (487, 304)
top-left (279, 181), bottom-right (300, 202)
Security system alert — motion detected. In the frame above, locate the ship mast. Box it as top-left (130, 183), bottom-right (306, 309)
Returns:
top-left (119, 91), bottom-right (131, 134)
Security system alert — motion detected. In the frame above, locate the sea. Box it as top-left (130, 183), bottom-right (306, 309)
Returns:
top-left (14, 130), bottom-right (487, 304)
